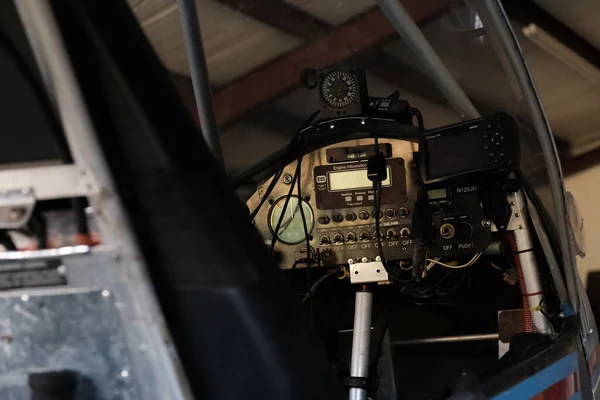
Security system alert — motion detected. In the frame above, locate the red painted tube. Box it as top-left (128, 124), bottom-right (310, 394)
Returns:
top-left (507, 233), bottom-right (533, 333)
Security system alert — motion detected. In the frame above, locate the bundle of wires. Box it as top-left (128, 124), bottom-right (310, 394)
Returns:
top-left (398, 253), bottom-right (482, 299)
top-left (300, 268), bottom-right (339, 304)
top-left (248, 111), bottom-right (320, 320)
top-left (409, 107), bottom-right (424, 132)
top-left (426, 252), bottom-right (483, 271)
top-left (369, 125), bottom-right (414, 284)
top-left (401, 267), bottom-right (468, 299)
top-left (368, 105), bottom-right (424, 283)
top-left (249, 110), bottom-right (320, 222)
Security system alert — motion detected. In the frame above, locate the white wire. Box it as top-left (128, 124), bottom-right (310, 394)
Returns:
top-left (426, 252), bottom-right (482, 270)
top-left (426, 259), bottom-right (438, 270)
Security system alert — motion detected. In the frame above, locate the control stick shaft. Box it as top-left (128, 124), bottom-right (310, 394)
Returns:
top-left (349, 290), bottom-right (373, 400)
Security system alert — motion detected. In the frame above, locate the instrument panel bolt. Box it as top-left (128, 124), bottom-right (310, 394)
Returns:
top-left (375, 256), bottom-right (381, 262)
top-left (515, 213), bottom-right (520, 218)
top-left (510, 201), bottom-right (515, 206)
top-left (348, 259), bottom-right (354, 265)
top-left (361, 257), bottom-right (368, 263)
top-left (283, 174), bottom-right (293, 185)
top-left (481, 219), bottom-right (491, 228)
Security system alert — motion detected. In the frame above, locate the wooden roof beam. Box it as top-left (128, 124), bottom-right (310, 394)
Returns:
top-left (213, 0), bottom-right (451, 127)
top-left (218, 0), bottom-right (332, 39)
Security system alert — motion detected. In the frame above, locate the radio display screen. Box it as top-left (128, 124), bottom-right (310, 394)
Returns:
top-left (327, 167), bottom-right (391, 191)
top-left (427, 188), bottom-right (447, 200)
top-left (426, 130), bottom-right (487, 179)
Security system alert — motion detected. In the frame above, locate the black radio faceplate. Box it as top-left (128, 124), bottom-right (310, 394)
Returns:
top-left (427, 184), bottom-right (493, 257)
top-left (420, 113), bottom-right (519, 184)
top-left (314, 158), bottom-right (407, 210)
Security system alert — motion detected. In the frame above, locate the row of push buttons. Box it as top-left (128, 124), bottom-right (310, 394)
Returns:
top-left (344, 194), bottom-right (374, 202)
top-left (320, 227), bottom-right (411, 245)
top-left (318, 208), bottom-right (409, 225)
top-left (484, 132), bottom-right (505, 165)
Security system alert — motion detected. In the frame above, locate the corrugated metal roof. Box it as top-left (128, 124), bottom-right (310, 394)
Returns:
top-left (221, 124), bottom-right (290, 171)
top-left (534, 0), bottom-right (600, 49)
top-left (135, 0), bottom-right (300, 86)
top-left (383, 11), bottom-right (600, 151)
top-left (284, 0), bottom-right (374, 25)
top-left (128, 0), bottom-right (600, 167)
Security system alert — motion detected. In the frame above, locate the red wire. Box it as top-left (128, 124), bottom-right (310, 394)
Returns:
top-left (507, 233), bottom-right (533, 333)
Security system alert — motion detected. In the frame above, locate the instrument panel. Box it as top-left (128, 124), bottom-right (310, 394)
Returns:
top-left (247, 138), bottom-right (495, 270)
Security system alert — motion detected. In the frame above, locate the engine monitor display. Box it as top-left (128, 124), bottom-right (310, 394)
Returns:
top-left (327, 166), bottom-right (391, 191)
top-left (314, 158), bottom-right (407, 210)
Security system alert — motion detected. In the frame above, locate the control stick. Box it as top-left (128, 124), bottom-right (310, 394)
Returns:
top-left (347, 289), bottom-right (373, 400)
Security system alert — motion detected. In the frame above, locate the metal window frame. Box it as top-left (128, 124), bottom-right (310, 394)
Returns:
top-left (11, 1), bottom-right (192, 398)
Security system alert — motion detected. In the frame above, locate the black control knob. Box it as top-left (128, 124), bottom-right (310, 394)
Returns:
top-left (345, 212), bottom-right (357, 222)
top-left (346, 232), bottom-right (357, 242)
top-left (456, 222), bottom-right (473, 238)
top-left (399, 207), bottom-right (409, 218)
top-left (400, 227), bottom-right (411, 238)
top-left (386, 229), bottom-right (397, 239)
top-left (385, 209), bottom-right (396, 218)
top-left (371, 210), bottom-right (384, 219)
top-left (358, 210), bottom-right (369, 220)
top-left (318, 216), bottom-right (330, 225)
top-left (359, 231), bottom-right (371, 241)
top-left (332, 233), bottom-right (344, 244)
top-left (319, 236), bottom-right (331, 245)
top-left (332, 214), bottom-right (344, 223)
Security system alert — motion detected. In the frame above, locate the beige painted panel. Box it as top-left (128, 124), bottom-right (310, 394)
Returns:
top-left (285, 0), bottom-right (374, 25)
top-left (545, 88), bottom-right (600, 143)
top-left (524, 47), bottom-right (593, 108)
top-left (534, 0), bottom-right (600, 49)
top-left (566, 164), bottom-right (600, 286)
top-left (135, 0), bottom-right (300, 86)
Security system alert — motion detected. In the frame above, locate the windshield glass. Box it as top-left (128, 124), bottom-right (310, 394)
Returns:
top-left (130, 0), bottom-right (563, 240)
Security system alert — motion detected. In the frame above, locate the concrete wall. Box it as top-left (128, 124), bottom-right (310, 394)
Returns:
top-left (565, 164), bottom-right (600, 286)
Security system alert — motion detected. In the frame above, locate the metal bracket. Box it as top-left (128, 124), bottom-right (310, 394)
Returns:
top-left (0, 165), bottom-right (99, 200)
top-left (349, 259), bottom-right (389, 284)
top-left (490, 192), bottom-right (523, 233)
top-left (505, 192), bottom-right (525, 232)
top-left (0, 189), bottom-right (36, 229)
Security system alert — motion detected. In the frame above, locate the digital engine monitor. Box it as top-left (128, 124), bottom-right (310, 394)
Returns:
top-left (313, 158), bottom-right (406, 210)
